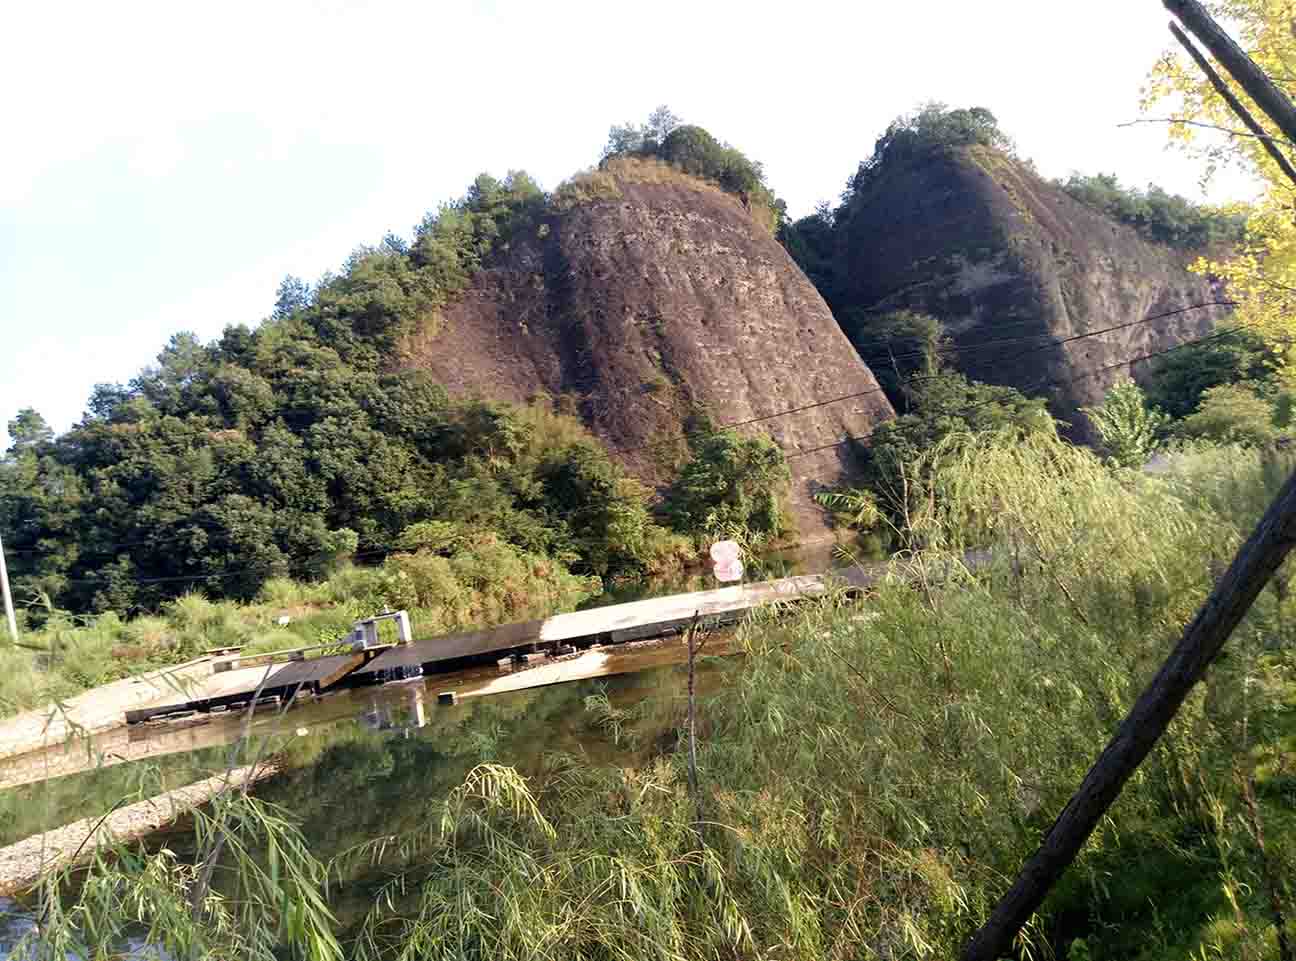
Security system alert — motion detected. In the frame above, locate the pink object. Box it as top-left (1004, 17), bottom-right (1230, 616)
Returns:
top-left (714, 559), bottom-right (744, 582)
top-left (709, 540), bottom-right (741, 563)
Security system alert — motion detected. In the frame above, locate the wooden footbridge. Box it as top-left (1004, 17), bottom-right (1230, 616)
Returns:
top-left (123, 567), bottom-right (878, 726)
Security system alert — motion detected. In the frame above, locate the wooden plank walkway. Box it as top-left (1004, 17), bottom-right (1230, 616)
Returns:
top-left (122, 567), bottom-right (881, 726)
top-left (356, 569), bottom-right (873, 681)
top-left (124, 650), bottom-right (386, 725)
top-left (0, 761), bottom-right (281, 896)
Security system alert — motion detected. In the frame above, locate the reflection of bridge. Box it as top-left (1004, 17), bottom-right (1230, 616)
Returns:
top-left (0, 683), bottom-right (439, 790)
top-left (122, 569), bottom-right (878, 726)
top-left (360, 686), bottom-right (428, 735)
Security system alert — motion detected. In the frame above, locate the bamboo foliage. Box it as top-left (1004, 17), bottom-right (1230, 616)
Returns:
top-left (18, 788), bottom-right (341, 961)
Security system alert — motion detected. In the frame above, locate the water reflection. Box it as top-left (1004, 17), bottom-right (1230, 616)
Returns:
top-left (0, 637), bottom-right (739, 953)
top-left (0, 632), bottom-right (732, 848)
top-left (358, 685), bottom-right (428, 735)
top-left (0, 539), bottom-right (859, 953)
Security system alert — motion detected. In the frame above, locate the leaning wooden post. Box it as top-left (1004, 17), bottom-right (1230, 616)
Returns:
top-left (685, 610), bottom-right (704, 829)
top-left (1165, 0), bottom-right (1296, 150)
top-left (1168, 21), bottom-right (1296, 188)
top-left (961, 468), bottom-right (1296, 961)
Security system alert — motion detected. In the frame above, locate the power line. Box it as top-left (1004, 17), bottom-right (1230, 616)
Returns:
top-left (5, 302), bottom-right (1235, 560)
top-left (7, 300), bottom-right (1234, 473)
top-left (9, 322), bottom-right (1258, 590)
top-left (786, 321), bottom-right (1256, 461)
top-left (604, 300), bottom-right (1235, 458)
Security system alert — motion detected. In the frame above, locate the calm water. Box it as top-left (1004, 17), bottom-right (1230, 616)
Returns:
top-left (0, 542), bottom-right (872, 945)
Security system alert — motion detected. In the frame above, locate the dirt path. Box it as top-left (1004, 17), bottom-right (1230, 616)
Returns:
top-left (0, 658), bottom-right (214, 764)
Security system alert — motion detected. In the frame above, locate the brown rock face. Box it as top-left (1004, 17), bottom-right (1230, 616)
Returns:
top-left (834, 145), bottom-right (1230, 431)
top-left (405, 176), bottom-right (895, 538)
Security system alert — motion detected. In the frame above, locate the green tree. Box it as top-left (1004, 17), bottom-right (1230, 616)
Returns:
top-left (602, 104), bottom-right (682, 158)
top-left (1056, 173), bottom-right (1245, 250)
top-left (272, 274), bottom-right (311, 321)
top-left (601, 110), bottom-right (785, 230)
top-left (6, 408), bottom-right (52, 456)
top-left (1, 164), bottom-right (707, 616)
top-left (778, 203), bottom-right (837, 300)
top-left (1178, 383), bottom-right (1283, 446)
top-left (1144, 326), bottom-right (1279, 420)
top-left (662, 428), bottom-right (792, 544)
top-left (839, 309), bottom-right (950, 411)
top-left (842, 103), bottom-right (1013, 205)
top-left (1082, 379), bottom-right (1169, 469)
top-left (864, 369), bottom-right (1055, 521)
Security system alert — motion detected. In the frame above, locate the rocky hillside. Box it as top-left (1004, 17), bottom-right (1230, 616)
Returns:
top-left (404, 162), bottom-right (896, 537)
top-left (830, 143), bottom-right (1230, 429)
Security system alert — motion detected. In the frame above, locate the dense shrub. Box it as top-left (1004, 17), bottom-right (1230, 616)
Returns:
top-left (661, 427), bottom-right (792, 545)
top-left (1144, 325), bottom-right (1280, 419)
top-left (1177, 381), bottom-right (1289, 446)
top-left (1057, 172), bottom-right (1246, 250)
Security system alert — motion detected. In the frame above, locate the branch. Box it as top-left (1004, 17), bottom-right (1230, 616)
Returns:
top-left (1120, 115), bottom-right (1296, 149)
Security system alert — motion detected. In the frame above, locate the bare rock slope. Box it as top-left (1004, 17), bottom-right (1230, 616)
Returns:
top-left (406, 174), bottom-right (895, 537)
top-left (833, 144), bottom-right (1229, 428)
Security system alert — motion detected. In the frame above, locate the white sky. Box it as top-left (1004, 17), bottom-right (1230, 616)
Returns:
top-left (0, 0), bottom-right (1261, 445)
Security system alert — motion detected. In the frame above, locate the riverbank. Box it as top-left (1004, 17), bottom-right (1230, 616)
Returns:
top-left (10, 441), bottom-right (1293, 959)
top-left (0, 761), bottom-right (280, 897)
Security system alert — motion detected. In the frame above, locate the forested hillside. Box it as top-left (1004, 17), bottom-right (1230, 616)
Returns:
top-left (0, 117), bottom-right (877, 618)
top-left (781, 104), bottom-right (1237, 431)
top-left (2, 105), bottom-right (1259, 621)
top-left (412, 115), bottom-right (894, 537)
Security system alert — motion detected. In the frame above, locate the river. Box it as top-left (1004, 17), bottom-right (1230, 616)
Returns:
top-left (0, 542), bottom-right (861, 941)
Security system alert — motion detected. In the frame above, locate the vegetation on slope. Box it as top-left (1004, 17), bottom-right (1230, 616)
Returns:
top-left (780, 103), bottom-right (1018, 309)
top-left (1078, 320), bottom-right (1295, 464)
top-left (21, 430), bottom-right (1296, 961)
top-left (780, 104), bottom-right (1245, 322)
top-left (812, 311), bottom-right (1055, 533)
top-left (599, 105), bottom-right (786, 231)
top-left (1055, 172), bottom-right (1246, 250)
top-left (1, 124), bottom-right (800, 624)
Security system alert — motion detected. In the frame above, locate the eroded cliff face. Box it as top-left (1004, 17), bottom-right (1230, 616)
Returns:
top-left (833, 145), bottom-right (1229, 429)
top-left (404, 176), bottom-right (895, 538)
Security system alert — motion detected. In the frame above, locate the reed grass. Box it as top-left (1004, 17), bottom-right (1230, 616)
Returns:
top-left (13, 434), bottom-right (1296, 959)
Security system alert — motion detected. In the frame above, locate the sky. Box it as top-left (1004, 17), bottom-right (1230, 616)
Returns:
top-left (0, 0), bottom-right (1262, 446)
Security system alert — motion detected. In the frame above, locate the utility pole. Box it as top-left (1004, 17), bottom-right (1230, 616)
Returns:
top-left (0, 530), bottom-right (17, 641)
top-left (959, 7), bottom-right (1296, 956)
top-left (1164, 0), bottom-right (1296, 149)
top-left (962, 468), bottom-right (1296, 960)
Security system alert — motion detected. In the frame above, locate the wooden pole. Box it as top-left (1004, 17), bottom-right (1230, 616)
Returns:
top-left (685, 610), bottom-right (703, 828)
top-left (1165, 0), bottom-right (1296, 149)
top-left (1168, 21), bottom-right (1296, 188)
top-left (961, 468), bottom-right (1296, 961)
top-left (0, 530), bottom-right (17, 642)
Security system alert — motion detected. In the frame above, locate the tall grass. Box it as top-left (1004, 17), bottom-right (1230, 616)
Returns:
top-left (0, 537), bottom-right (602, 718)
top-left (333, 434), bottom-right (1296, 960)
top-left (19, 774), bottom-right (341, 961)
top-left (15, 434), bottom-right (1296, 960)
